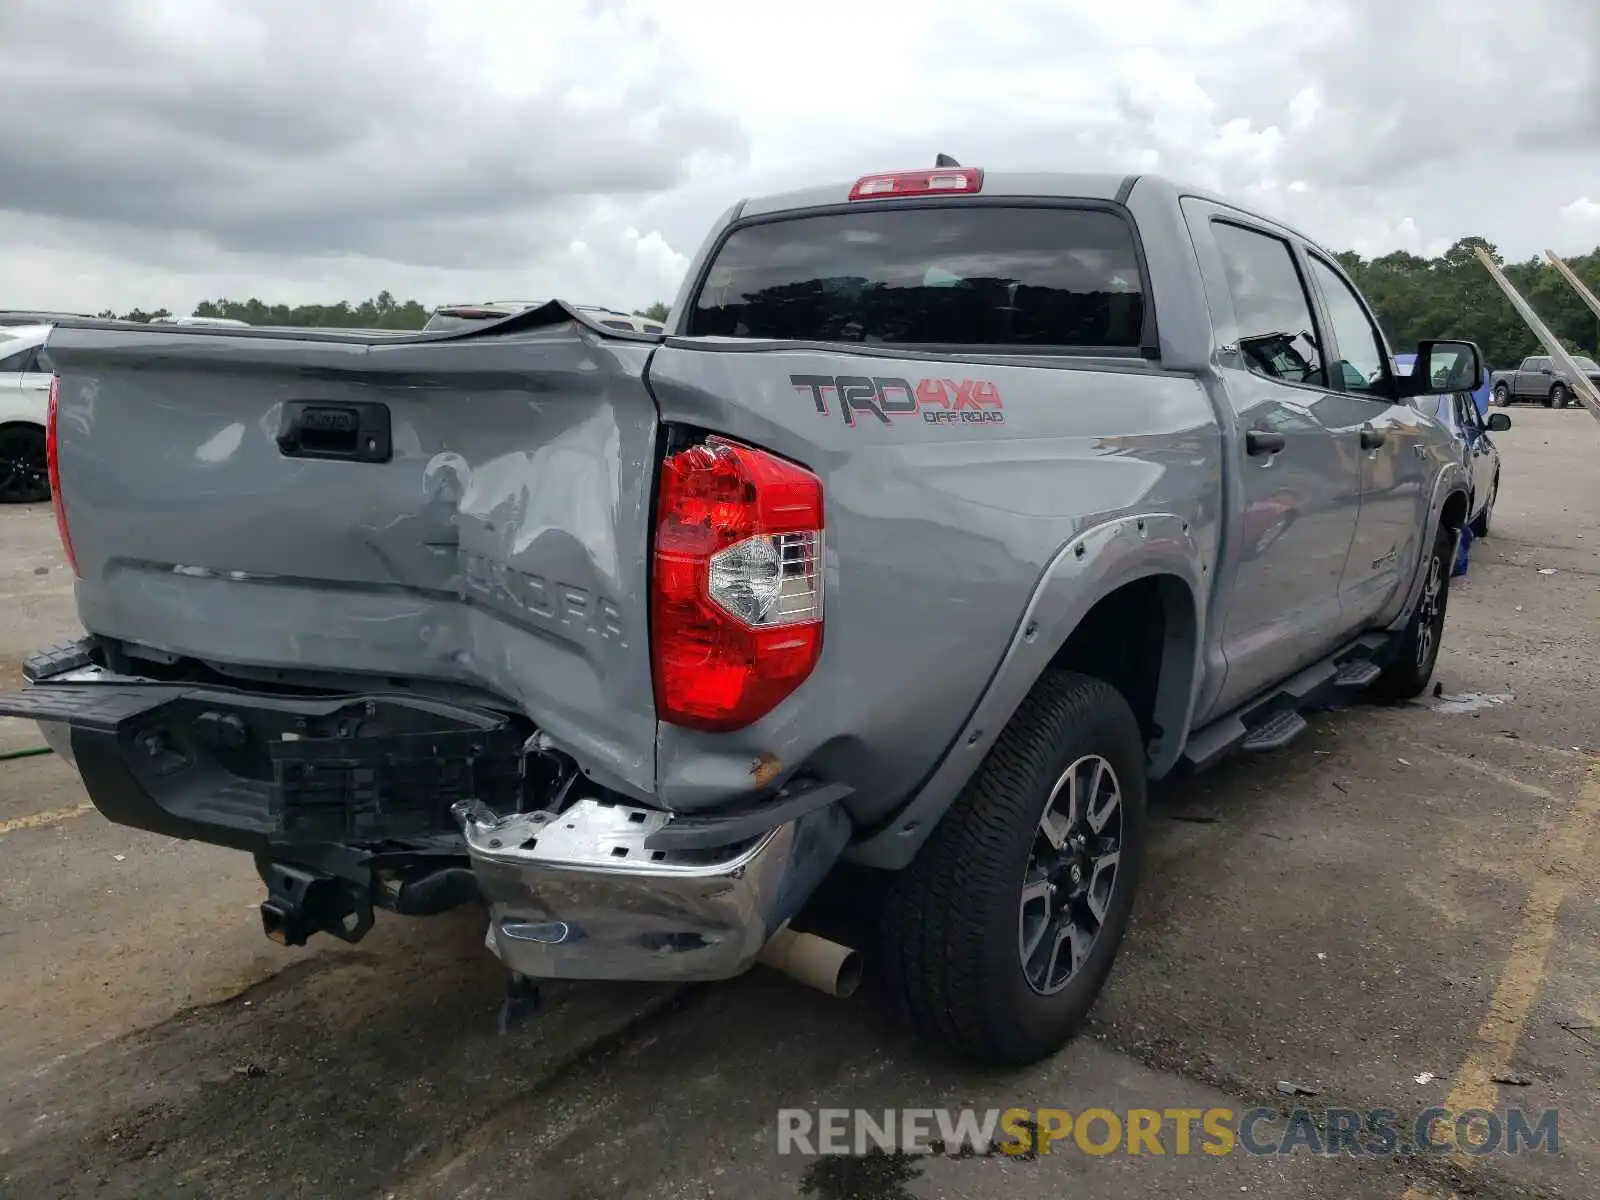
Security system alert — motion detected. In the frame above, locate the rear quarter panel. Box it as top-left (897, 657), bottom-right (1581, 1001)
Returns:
top-left (645, 345), bottom-right (1221, 823)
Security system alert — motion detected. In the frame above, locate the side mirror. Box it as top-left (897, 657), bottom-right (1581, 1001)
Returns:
top-left (1395, 340), bottom-right (1484, 398)
top-left (1486, 412), bottom-right (1512, 431)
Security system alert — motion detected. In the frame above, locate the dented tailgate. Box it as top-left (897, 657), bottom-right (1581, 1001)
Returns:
top-left (44, 317), bottom-right (662, 798)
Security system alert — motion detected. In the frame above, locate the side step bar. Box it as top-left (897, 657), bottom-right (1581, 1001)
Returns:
top-left (1182, 632), bottom-right (1390, 772)
top-left (1240, 709), bottom-right (1307, 753)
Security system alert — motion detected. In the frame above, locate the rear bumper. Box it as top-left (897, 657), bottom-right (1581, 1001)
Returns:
top-left (0, 639), bottom-right (850, 983)
top-left (459, 794), bottom-right (849, 983)
top-left (1, 646), bottom-right (525, 853)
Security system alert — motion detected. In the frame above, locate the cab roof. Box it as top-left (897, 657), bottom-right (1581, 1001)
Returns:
top-left (734, 170), bottom-right (1334, 261)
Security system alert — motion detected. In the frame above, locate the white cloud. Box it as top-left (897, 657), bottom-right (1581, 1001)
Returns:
top-left (2, 0), bottom-right (1598, 317)
top-left (1560, 197), bottom-right (1600, 240)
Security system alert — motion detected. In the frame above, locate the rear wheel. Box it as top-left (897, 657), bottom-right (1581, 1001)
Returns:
top-left (0, 424), bottom-right (49, 505)
top-left (1493, 383), bottom-right (1510, 407)
top-left (880, 672), bottom-right (1147, 1065)
top-left (1548, 383), bottom-right (1568, 409)
top-left (1372, 523), bottom-right (1453, 700)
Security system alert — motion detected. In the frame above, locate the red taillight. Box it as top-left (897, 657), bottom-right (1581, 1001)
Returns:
top-left (46, 375), bottom-right (78, 576)
top-left (849, 168), bottom-right (984, 201)
top-left (651, 437), bottom-right (825, 732)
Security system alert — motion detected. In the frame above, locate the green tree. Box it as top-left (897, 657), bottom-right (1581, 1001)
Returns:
top-left (80, 245), bottom-right (1600, 359)
top-left (190, 293), bottom-right (431, 330)
top-left (1338, 239), bottom-right (1600, 369)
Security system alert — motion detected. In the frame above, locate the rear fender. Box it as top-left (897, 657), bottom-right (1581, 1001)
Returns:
top-left (845, 513), bottom-right (1205, 870)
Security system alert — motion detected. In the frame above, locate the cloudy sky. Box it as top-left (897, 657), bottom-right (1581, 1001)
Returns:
top-left (2, 0), bottom-right (1597, 317)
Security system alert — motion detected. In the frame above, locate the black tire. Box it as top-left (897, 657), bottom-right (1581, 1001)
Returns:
top-left (880, 671), bottom-right (1147, 1065)
top-left (1469, 476), bottom-right (1496, 538)
top-left (0, 423), bottom-right (50, 505)
top-left (1492, 383), bottom-right (1510, 407)
top-left (1372, 523), bottom-right (1453, 700)
top-left (1551, 383), bottom-right (1570, 409)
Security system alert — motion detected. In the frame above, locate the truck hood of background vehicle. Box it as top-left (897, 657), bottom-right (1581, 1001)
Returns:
top-left (43, 309), bottom-right (663, 800)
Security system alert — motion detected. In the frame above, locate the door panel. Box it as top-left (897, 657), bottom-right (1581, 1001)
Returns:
top-left (1183, 201), bottom-right (1365, 720)
top-left (1301, 252), bottom-right (1432, 626)
top-left (1518, 359), bottom-right (1547, 399)
top-left (1457, 392), bottom-right (1493, 502)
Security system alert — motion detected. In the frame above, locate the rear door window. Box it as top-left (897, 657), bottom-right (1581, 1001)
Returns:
top-left (1208, 220), bottom-right (1327, 388)
top-left (687, 205), bottom-right (1146, 349)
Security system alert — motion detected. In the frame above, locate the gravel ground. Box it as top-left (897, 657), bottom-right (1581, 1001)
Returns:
top-left (0, 406), bottom-right (1595, 1200)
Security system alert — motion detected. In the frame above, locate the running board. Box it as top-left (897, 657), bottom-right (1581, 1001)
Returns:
top-left (1180, 632), bottom-right (1391, 772)
top-left (1240, 710), bottom-right (1307, 753)
top-left (1333, 660), bottom-right (1381, 688)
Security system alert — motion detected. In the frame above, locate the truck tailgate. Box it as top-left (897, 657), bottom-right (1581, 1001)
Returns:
top-left (44, 320), bottom-right (661, 798)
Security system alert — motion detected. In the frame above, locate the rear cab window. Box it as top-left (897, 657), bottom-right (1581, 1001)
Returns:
top-left (686, 204), bottom-right (1148, 351)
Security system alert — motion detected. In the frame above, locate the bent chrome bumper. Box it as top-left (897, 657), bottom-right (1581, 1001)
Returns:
top-left (455, 794), bottom-right (850, 984)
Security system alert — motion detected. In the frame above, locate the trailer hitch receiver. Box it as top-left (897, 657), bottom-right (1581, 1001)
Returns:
top-left (260, 862), bottom-right (375, 946)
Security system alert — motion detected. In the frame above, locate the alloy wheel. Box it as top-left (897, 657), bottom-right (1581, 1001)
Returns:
top-left (1415, 550), bottom-right (1445, 671)
top-left (0, 426), bottom-right (49, 504)
top-left (1018, 754), bottom-right (1123, 996)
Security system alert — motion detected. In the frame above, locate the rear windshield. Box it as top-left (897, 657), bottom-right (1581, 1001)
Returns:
top-left (687, 204), bottom-right (1145, 349)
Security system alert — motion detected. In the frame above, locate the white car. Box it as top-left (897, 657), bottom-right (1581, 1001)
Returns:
top-left (0, 324), bottom-right (52, 504)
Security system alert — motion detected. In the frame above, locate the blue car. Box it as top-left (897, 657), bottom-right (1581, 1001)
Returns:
top-left (1395, 357), bottom-right (1510, 539)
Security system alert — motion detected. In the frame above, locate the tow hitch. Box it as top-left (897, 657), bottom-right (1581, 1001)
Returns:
top-left (260, 861), bottom-right (375, 946)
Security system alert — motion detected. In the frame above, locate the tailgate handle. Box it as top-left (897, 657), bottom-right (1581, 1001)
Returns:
top-left (277, 401), bottom-right (392, 463)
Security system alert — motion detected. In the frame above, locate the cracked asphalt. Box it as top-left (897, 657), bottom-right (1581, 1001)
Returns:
top-left (1, 406), bottom-right (1596, 1200)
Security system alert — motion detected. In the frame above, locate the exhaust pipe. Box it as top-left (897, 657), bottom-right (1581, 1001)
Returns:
top-left (756, 926), bottom-right (862, 998)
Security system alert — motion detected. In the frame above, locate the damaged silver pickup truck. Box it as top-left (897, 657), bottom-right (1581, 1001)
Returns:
top-left (0, 166), bottom-right (1482, 1065)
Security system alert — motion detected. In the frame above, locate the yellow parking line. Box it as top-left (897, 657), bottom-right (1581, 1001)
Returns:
top-left (1427, 765), bottom-right (1600, 1174)
top-left (1443, 872), bottom-right (1567, 1118)
top-left (0, 802), bottom-right (94, 835)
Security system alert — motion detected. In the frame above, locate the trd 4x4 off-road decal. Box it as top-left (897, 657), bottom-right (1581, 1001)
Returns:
top-left (790, 374), bottom-right (1005, 427)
